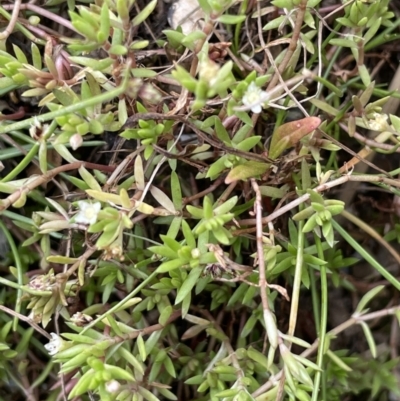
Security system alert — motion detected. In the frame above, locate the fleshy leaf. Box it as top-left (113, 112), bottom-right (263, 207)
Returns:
top-left (225, 161), bottom-right (269, 184)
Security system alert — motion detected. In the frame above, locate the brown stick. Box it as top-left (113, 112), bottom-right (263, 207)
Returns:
top-left (266, 0), bottom-right (308, 91)
top-left (0, 161), bottom-right (116, 213)
top-left (0, 304), bottom-right (51, 339)
top-left (0, 0), bottom-right (22, 40)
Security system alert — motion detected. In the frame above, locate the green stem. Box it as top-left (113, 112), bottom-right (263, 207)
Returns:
top-left (0, 140), bottom-right (105, 161)
top-left (332, 220), bottom-right (400, 291)
top-left (0, 220), bottom-right (23, 330)
top-left (309, 44), bottom-right (343, 116)
top-left (325, 96), bottom-right (341, 170)
top-left (0, 67), bottom-right (131, 135)
top-left (287, 220), bottom-right (305, 339)
top-left (233, 0), bottom-right (248, 53)
top-left (2, 210), bottom-right (34, 225)
top-left (348, 82), bottom-right (400, 99)
top-left (30, 361), bottom-right (54, 390)
top-left (311, 234), bottom-right (328, 401)
top-left (325, 100), bottom-right (353, 131)
top-left (364, 18), bottom-right (400, 51)
top-left (312, 74), bottom-right (343, 97)
top-left (341, 209), bottom-right (400, 265)
top-left (0, 144), bottom-right (39, 183)
top-left (309, 265), bottom-right (320, 334)
top-left (1, 210), bottom-right (63, 239)
top-left (0, 276), bottom-right (52, 296)
top-left (80, 268), bottom-right (160, 335)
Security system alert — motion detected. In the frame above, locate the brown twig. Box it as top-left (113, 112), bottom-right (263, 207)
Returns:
top-left (183, 175), bottom-right (226, 205)
top-left (119, 310), bottom-right (182, 342)
top-left (0, 161), bottom-right (116, 213)
top-left (0, 107), bottom-right (26, 121)
top-left (0, 0), bottom-right (22, 40)
top-left (237, 173), bottom-right (400, 228)
top-left (0, 305), bottom-right (51, 340)
top-left (65, 248), bottom-right (97, 277)
top-left (339, 122), bottom-right (400, 153)
top-left (1, 3), bottom-right (78, 34)
top-left (266, 0), bottom-right (308, 91)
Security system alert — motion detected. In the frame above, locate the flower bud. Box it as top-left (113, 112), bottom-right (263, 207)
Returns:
top-left (69, 133), bottom-right (83, 150)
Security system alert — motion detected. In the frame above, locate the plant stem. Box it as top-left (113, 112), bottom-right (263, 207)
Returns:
top-left (0, 64), bottom-right (131, 135)
top-left (0, 143), bottom-right (39, 183)
top-left (251, 179), bottom-right (272, 329)
top-left (80, 268), bottom-right (161, 335)
top-left (288, 220), bottom-right (305, 339)
top-left (0, 0), bottom-right (21, 40)
top-left (311, 234), bottom-right (328, 401)
top-left (341, 209), bottom-right (400, 265)
top-left (0, 220), bottom-right (23, 330)
top-left (254, 305), bottom-right (400, 398)
top-left (266, 0), bottom-right (307, 91)
top-left (1, 3), bottom-right (77, 34)
top-left (0, 276), bottom-right (52, 296)
top-left (238, 173), bottom-right (400, 228)
top-left (0, 305), bottom-right (51, 339)
top-left (332, 220), bottom-right (400, 291)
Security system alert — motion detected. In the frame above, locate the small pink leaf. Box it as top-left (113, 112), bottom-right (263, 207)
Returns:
top-left (269, 117), bottom-right (321, 160)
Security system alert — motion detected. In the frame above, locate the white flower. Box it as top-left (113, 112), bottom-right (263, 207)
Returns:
top-left (242, 82), bottom-right (265, 113)
top-left (44, 333), bottom-right (62, 355)
top-left (105, 380), bottom-right (120, 393)
top-left (191, 248), bottom-right (201, 259)
top-left (198, 58), bottom-right (220, 87)
top-left (369, 112), bottom-right (388, 131)
top-left (75, 201), bottom-right (101, 225)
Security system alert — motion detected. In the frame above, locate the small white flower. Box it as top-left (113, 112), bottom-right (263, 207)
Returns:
top-left (75, 201), bottom-right (101, 225)
top-left (191, 248), bottom-right (201, 259)
top-left (198, 59), bottom-right (220, 87)
top-left (105, 380), bottom-right (120, 393)
top-left (242, 82), bottom-right (265, 114)
top-left (44, 333), bottom-right (62, 356)
top-left (369, 112), bottom-right (388, 131)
